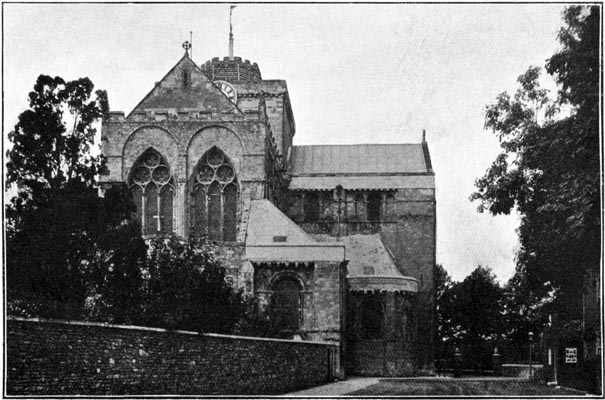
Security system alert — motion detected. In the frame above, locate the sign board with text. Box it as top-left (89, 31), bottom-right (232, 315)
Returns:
top-left (565, 347), bottom-right (577, 363)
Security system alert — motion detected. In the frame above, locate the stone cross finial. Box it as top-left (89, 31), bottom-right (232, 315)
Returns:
top-left (182, 41), bottom-right (192, 56)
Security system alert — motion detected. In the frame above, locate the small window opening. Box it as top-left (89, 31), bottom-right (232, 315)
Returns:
top-left (183, 70), bottom-right (190, 87)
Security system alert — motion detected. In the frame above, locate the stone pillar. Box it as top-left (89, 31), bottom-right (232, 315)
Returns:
top-left (493, 347), bottom-right (502, 376)
top-left (453, 347), bottom-right (462, 377)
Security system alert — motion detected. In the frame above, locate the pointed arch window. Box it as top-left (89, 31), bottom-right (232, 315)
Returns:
top-left (190, 147), bottom-right (238, 241)
top-left (129, 149), bottom-right (175, 235)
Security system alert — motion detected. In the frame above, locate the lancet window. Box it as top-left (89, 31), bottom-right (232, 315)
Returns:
top-left (129, 149), bottom-right (175, 235)
top-left (190, 147), bottom-right (238, 241)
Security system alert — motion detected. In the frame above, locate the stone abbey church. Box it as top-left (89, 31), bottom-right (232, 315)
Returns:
top-left (100, 44), bottom-right (436, 377)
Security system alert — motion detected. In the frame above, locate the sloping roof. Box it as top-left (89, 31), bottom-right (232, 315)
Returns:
top-left (246, 200), bottom-right (316, 246)
top-left (290, 144), bottom-right (429, 175)
top-left (128, 54), bottom-right (240, 116)
top-left (313, 234), bottom-right (418, 292)
top-left (289, 144), bottom-right (434, 190)
top-left (245, 200), bottom-right (344, 262)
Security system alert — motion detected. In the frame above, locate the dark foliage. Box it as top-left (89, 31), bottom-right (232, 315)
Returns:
top-left (6, 75), bottom-right (251, 336)
top-left (470, 6), bottom-right (600, 323)
top-left (435, 265), bottom-right (506, 370)
top-left (5, 74), bottom-right (126, 319)
top-left (139, 235), bottom-right (246, 333)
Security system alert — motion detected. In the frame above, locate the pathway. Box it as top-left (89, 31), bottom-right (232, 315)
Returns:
top-left (284, 377), bottom-right (379, 397)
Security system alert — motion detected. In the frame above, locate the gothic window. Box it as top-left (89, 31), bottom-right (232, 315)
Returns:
top-left (367, 192), bottom-right (382, 222)
top-left (271, 276), bottom-right (303, 332)
top-left (361, 298), bottom-right (384, 340)
top-left (304, 192), bottom-right (319, 222)
top-left (190, 147), bottom-right (238, 241)
top-left (129, 149), bottom-right (175, 235)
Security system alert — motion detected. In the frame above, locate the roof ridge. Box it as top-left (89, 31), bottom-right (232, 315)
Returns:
top-left (127, 55), bottom-right (244, 117)
top-left (293, 143), bottom-right (422, 147)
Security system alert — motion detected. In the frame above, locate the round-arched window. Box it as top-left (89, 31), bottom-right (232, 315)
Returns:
top-left (367, 192), bottom-right (382, 222)
top-left (304, 192), bottom-right (319, 223)
top-left (271, 276), bottom-right (303, 332)
top-left (361, 298), bottom-right (384, 340)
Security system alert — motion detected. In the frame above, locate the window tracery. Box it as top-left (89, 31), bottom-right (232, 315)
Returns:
top-left (129, 149), bottom-right (175, 235)
top-left (190, 147), bottom-right (238, 241)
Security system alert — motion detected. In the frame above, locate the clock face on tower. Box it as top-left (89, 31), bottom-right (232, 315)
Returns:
top-left (215, 80), bottom-right (237, 104)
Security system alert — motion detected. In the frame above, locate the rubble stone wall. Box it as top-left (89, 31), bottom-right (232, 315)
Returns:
top-left (7, 317), bottom-right (337, 396)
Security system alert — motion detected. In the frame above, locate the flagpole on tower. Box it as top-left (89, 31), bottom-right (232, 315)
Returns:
top-left (229, 5), bottom-right (237, 59)
top-left (190, 31), bottom-right (193, 60)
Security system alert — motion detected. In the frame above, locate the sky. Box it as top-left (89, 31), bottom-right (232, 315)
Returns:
top-left (3, 3), bottom-right (569, 282)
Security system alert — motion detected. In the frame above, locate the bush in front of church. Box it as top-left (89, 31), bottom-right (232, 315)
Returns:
top-left (138, 234), bottom-right (247, 334)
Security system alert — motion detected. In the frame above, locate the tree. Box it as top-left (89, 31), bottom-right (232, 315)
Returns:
top-left (5, 75), bottom-right (144, 320)
top-left (470, 6), bottom-right (600, 322)
top-left (140, 235), bottom-right (247, 333)
top-left (434, 264), bottom-right (455, 359)
top-left (436, 266), bottom-right (505, 371)
top-left (6, 75), bottom-right (108, 200)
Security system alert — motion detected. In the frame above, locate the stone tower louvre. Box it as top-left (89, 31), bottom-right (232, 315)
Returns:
top-left (100, 44), bottom-right (435, 378)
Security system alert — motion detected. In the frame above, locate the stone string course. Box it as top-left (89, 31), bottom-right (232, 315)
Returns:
top-left (6, 317), bottom-right (337, 396)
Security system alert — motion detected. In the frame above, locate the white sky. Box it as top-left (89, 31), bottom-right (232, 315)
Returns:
top-left (3, 3), bottom-right (568, 282)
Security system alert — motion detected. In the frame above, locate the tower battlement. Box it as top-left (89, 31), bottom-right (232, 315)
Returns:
top-left (200, 57), bottom-right (262, 83)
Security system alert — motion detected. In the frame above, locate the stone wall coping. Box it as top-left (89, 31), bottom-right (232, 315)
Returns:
top-left (7, 316), bottom-right (338, 347)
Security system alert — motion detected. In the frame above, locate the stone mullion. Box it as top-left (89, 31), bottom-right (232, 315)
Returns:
top-left (220, 185), bottom-right (225, 241)
top-left (176, 152), bottom-right (188, 237)
top-left (175, 181), bottom-right (186, 236)
top-left (141, 186), bottom-right (147, 236)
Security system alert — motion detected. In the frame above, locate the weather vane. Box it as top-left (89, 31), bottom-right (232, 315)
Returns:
top-left (182, 41), bottom-right (192, 56)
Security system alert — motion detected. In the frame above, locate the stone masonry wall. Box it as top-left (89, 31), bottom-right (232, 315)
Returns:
top-left (6, 318), bottom-right (337, 396)
top-left (347, 291), bottom-right (417, 376)
top-left (287, 187), bottom-right (436, 373)
top-left (253, 261), bottom-right (345, 343)
top-left (101, 118), bottom-right (269, 238)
